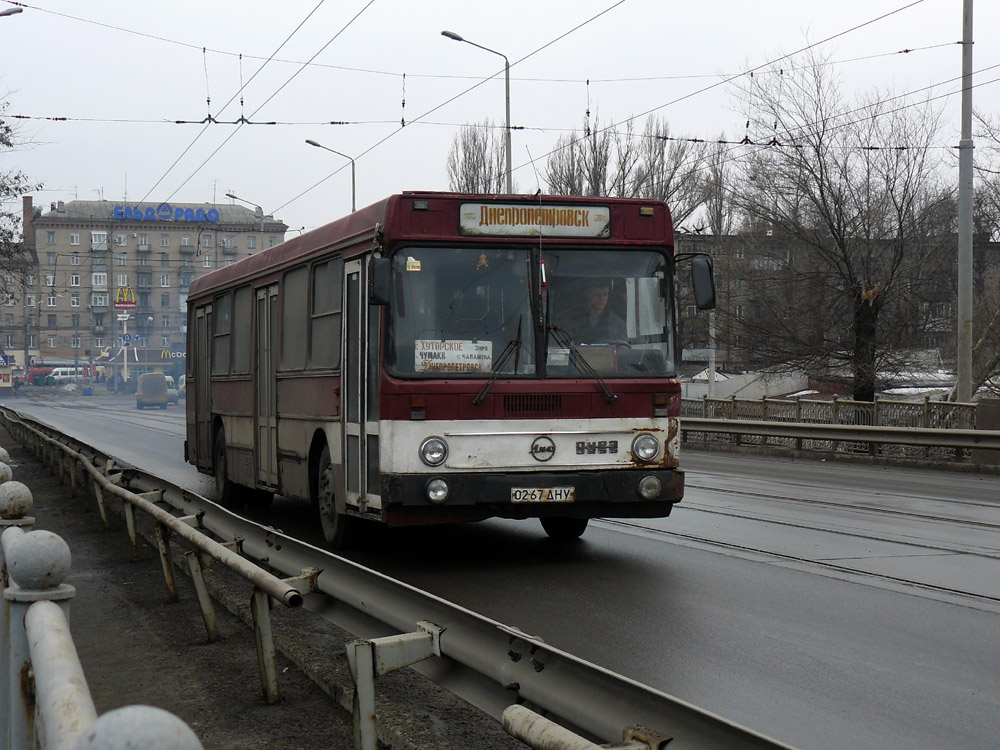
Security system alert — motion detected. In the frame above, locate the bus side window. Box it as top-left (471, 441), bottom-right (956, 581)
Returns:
top-left (281, 266), bottom-right (308, 369)
top-left (310, 258), bottom-right (343, 368)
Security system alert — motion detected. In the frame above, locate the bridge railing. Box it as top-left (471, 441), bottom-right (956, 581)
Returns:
top-left (0, 456), bottom-right (202, 750)
top-left (679, 396), bottom-right (1000, 464)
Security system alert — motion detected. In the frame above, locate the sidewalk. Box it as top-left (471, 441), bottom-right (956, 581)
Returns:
top-left (0, 423), bottom-right (524, 750)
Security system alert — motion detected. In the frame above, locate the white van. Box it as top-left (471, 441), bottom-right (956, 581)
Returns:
top-left (50, 367), bottom-right (85, 384)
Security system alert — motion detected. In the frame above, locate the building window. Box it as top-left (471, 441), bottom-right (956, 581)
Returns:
top-left (247, 235), bottom-right (256, 249)
top-left (202, 256), bottom-right (212, 268)
top-left (71, 294), bottom-right (80, 307)
top-left (161, 294), bottom-right (170, 308)
top-left (46, 232), bottom-right (56, 245)
top-left (92, 293), bottom-right (109, 307)
top-left (45, 274), bottom-right (55, 286)
top-left (160, 252), bottom-right (169, 266)
top-left (26, 293), bottom-right (35, 307)
top-left (139, 292), bottom-right (150, 308)
top-left (95, 337), bottom-right (104, 348)
top-left (162, 316), bottom-right (169, 328)
top-left (4, 314), bottom-right (12, 326)
top-left (91, 231), bottom-right (107, 247)
top-left (3, 335), bottom-right (11, 348)
top-left (46, 253), bottom-right (56, 264)
top-left (116, 233), bottom-right (127, 247)
top-left (4, 295), bottom-right (14, 307)
top-left (69, 274), bottom-right (79, 287)
top-left (47, 294), bottom-right (57, 307)
top-left (117, 253), bottom-right (127, 266)
top-left (47, 337), bottom-right (56, 348)
top-left (181, 234), bottom-right (191, 246)
top-left (71, 335), bottom-right (80, 348)
top-left (138, 273), bottom-right (152, 287)
top-left (269, 236), bottom-right (279, 248)
top-left (139, 233), bottom-right (149, 246)
top-left (71, 313), bottom-right (80, 327)
top-left (735, 305), bottom-right (745, 319)
top-left (26, 274), bottom-right (36, 286)
top-left (71, 253), bottom-right (81, 266)
top-left (26, 334), bottom-right (35, 348)
top-left (94, 312), bottom-right (104, 327)
top-left (92, 273), bottom-right (107, 287)
top-left (220, 236), bottom-right (234, 249)
top-left (160, 274), bottom-right (170, 287)
top-left (160, 234), bottom-right (169, 247)
top-left (139, 256), bottom-right (149, 267)
top-left (161, 336), bottom-right (169, 348)
top-left (201, 234), bottom-right (212, 248)
top-left (225, 259), bottom-right (234, 267)
top-left (70, 233), bottom-right (80, 246)
top-left (47, 314), bottom-right (57, 327)
top-left (116, 274), bottom-right (127, 287)
top-left (686, 305), bottom-right (697, 317)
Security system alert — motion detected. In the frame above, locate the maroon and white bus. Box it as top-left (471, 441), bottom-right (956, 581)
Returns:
top-left (185, 192), bottom-right (714, 546)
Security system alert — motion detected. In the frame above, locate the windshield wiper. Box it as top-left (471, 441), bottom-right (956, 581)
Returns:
top-left (472, 316), bottom-right (523, 405)
top-left (548, 326), bottom-right (618, 404)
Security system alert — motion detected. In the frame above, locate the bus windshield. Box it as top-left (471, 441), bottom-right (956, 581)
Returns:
top-left (384, 246), bottom-right (675, 379)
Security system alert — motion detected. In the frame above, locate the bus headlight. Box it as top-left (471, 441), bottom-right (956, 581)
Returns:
top-left (426, 478), bottom-right (450, 503)
top-left (632, 434), bottom-right (659, 463)
top-left (637, 475), bottom-right (662, 500)
top-left (419, 437), bottom-right (448, 466)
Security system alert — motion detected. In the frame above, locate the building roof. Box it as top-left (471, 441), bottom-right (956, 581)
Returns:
top-left (33, 200), bottom-right (286, 230)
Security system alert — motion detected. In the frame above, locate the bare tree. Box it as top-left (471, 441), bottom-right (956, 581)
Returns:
top-left (0, 99), bottom-right (40, 297)
top-left (542, 114), bottom-right (709, 227)
top-left (726, 50), bottom-right (949, 400)
top-left (446, 119), bottom-right (512, 194)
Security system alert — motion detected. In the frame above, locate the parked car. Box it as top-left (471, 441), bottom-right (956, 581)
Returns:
top-left (136, 373), bottom-right (168, 409)
top-left (177, 374), bottom-right (186, 400)
top-left (165, 375), bottom-right (179, 404)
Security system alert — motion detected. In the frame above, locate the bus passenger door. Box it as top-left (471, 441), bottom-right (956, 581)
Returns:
top-left (255, 285), bottom-right (279, 486)
top-left (194, 305), bottom-right (213, 467)
top-left (343, 259), bottom-right (381, 512)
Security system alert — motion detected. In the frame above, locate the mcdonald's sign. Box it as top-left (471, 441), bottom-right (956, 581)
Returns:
top-left (114, 286), bottom-right (137, 310)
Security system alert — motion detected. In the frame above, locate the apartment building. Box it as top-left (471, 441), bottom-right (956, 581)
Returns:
top-left (9, 196), bottom-right (287, 373)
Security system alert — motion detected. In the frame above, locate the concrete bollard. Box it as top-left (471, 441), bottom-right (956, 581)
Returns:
top-left (73, 705), bottom-right (204, 750)
top-left (0, 462), bottom-right (12, 485)
top-left (0, 474), bottom-right (34, 748)
top-left (4, 529), bottom-right (76, 749)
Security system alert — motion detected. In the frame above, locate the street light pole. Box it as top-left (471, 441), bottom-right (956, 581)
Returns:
top-left (225, 192), bottom-right (265, 236)
top-left (304, 140), bottom-right (356, 212)
top-left (441, 30), bottom-right (512, 194)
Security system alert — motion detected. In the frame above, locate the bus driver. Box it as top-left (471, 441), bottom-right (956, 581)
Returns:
top-left (565, 278), bottom-right (627, 344)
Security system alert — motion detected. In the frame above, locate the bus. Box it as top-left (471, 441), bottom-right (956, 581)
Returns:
top-left (185, 192), bottom-right (715, 546)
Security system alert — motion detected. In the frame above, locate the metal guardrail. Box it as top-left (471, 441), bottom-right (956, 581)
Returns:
top-left (680, 418), bottom-right (1000, 450)
top-left (1, 455), bottom-right (203, 750)
top-left (0, 406), bottom-right (797, 750)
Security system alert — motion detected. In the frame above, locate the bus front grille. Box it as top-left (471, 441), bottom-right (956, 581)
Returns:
top-left (503, 394), bottom-right (562, 415)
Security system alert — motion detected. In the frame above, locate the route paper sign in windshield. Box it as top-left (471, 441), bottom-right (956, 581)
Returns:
top-left (414, 339), bottom-right (493, 373)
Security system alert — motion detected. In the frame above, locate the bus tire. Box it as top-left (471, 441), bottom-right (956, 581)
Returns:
top-left (316, 445), bottom-right (348, 548)
top-left (213, 430), bottom-right (242, 509)
top-left (540, 516), bottom-right (588, 540)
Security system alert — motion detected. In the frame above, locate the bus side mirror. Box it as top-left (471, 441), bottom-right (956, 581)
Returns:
top-left (370, 257), bottom-right (391, 306)
top-left (691, 255), bottom-right (716, 310)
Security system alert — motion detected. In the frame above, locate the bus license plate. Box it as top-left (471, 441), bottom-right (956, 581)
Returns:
top-left (511, 487), bottom-right (575, 503)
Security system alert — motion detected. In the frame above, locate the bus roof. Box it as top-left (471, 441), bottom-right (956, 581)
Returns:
top-left (187, 192), bottom-right (674, 300)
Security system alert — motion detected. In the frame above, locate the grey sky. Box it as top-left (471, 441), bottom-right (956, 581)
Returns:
top-left (2, 0), bottom-right (995, 232)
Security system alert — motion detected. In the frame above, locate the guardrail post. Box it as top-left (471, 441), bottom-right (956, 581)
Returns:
top-left (1, 479), bottom-right (34, 750)
top-left (184, 551), bottom-right (220, 642)
top-left (794, 398), bottom-right (803, 451)
top-left (250, 588), bottom-right (280, 704)
top-left (4, 529), bottom-right (76, 750)
top-left (123, 500), bottom-right (140, 560)
top-left (154, 523), bottom-right (178, 601)
top-left (347, 621), bottom-right (443, 750)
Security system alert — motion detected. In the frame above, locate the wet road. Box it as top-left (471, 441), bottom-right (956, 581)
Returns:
top-left (7, 391), bottom-right (1000, 750)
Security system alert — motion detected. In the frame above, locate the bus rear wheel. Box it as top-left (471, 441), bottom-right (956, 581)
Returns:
top-left (213, 430), bottom-right (242, 509)
top-left (316, 445), bottom-right (348, 548)
top-left (540, 516), bottom-right (589, 540)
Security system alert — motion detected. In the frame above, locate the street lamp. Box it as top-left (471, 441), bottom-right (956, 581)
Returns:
top-left (305, 140), bottom-right (356, 213)
top-left (225, 191), bottom-right (265, 234)
top-left (441, 30), bottom-right (512, 194)
top-left (0, 8), bottom-right (23, 17)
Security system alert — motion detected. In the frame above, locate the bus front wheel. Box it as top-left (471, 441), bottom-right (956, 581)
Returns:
top-left (316, 445), bottom-right (347, 548)
top-left (540, 517), bottom-right (588, 540)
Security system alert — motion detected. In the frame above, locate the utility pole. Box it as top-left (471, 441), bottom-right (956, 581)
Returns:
top-left (956, 0), bottom-right (974, 402)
